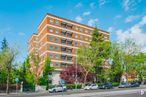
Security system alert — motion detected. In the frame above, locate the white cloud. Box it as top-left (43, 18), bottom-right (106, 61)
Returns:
top-left (114, 15), bottom-right (122, 19)
top-left (123, 0), bottom-right (142, 11)
top-left (75, 2), bottom-right (82, 8)
top-left (83, 11), bottom-right (91, 16)
top-left (18, 32), bottom-right (25, 36)
top-left (107, 27), bottom-right (114, 32)
top-left (0, 27), bottom-right (12, 34)
top-left (116, 15), bottom-right (146, 52)
top-left (90, 2), bottom-right (96, 9)
top-left (125, 15), bottom-right (139, 23)
top-left (87, 18), bottom-right (98, 27)
top-left (99, 0), bottom-right (107, 7)
top-left (75, 16), bottom-right (83, 23)
top-left (123, 0), bottom-right (130, 11)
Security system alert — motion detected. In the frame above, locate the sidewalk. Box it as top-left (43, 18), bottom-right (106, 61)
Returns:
top-left (0, 91), bottom-right (48, 96)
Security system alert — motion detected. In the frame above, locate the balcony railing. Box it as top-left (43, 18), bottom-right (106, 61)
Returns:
top-left (61, 39), bottom-right (67, 44)
top-left (61, 22), bottom-right (67, 27)
top-left (61, 47), bottom-right (73, 53)
top-left (60, 22), bottom-right (73, 29)
top-left (61, 30), bottom-right (67, 36)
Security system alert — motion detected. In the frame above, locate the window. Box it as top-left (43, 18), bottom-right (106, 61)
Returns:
top-left (50, 62), bottom-right (52, 64)
top-left (55, 20), bottom-right (59, 25)
top-left (50, 54), bottom-right (53, 58)
top-left (61, 55), bottom-right (66, 60)
top-left (75, 42), bottom-right (78, 46)
top-left (50, 46), bottom-right (53, 50)
top-left (75, 34), bottom-right (78, 38)
top-left (55, 63), bottom-right (59, 67)
top-left (55, 54), bottom-right (59, 59)
top-left (55, 46), bottom-right (58, 50)
top-left (80, 28), bottom-right (83, 32)
top-left (49, 36), bottom-right (53, 41)
top-left (80, 36), bottom-right (83, 40)
top-left (55, 38), bottom-right (58, 43)
top-left (75, 27), bottom-right (78, 30)
top-left (55, 30), bottom-right (59, 34)
top-left (85, 38), bottom-right (88, 41)
top-left (85, 30), bottom-right (88, 33)
top-left (49, 19), bottom-right (53, 24)
top-left (104, 36), bottom-right (108, 39)
top-left (49, 28), bottom-right (53, 33)
top-left (39, 42), bottom-right (43, 46)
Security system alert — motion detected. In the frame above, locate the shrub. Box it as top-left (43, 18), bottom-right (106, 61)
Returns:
top-left (112, 82), bottom-right (120, 86)
top-left (65, 84), bottom-right (82, 89)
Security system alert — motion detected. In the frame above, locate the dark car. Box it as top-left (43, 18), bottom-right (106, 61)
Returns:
top-left (119, 82), bottom-right (131, 88)
top-left (130, 82), bottom-right (140, 87)
top-left (99, 83), bottom-right (113, 89)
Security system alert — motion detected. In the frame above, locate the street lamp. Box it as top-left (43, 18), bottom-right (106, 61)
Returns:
top-left (48, 72), bottom-right (52, 90)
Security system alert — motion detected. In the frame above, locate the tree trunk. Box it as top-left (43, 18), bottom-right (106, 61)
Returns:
top-left (141, 76), bottom-right (145, 85)
top-left (83, 72), bottom-right (88, 87)
top-left (6, 71), bottom-right (10, 94)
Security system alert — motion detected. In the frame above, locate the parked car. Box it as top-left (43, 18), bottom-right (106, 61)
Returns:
top-left (130, 82), bottom-right (140, 87)
top-left (99, 83), bottom-right (113, 89)
top-left (118, 82), bottom-right (131, 88)
top-left (84, 84), bottom-right (98, 90)
top-left (49, 85), bottom-right (67, 93)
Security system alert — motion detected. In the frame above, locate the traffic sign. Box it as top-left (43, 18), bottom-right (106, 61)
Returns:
top-left (59, 79), bottom-right (65, 85)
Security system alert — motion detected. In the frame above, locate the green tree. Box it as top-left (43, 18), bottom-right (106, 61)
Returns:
top-left (110, 39), bottom-right (141, 83)
top-left (1, 38), bottom-right (8, 50)
top-left (90, 28), bottom-right (110, 83)
top-left (109, 42), bottom-right (124, 82)
top-left (122, 39), bottom-right (141, 82)
top-left (29, 53), bottom-right (41, 89)
top-left (134, 53), bottom-right (146, 84)
top-left (0, 47), bottom-right (18, 94)
top-left (77, 47), bottom-right (95, 85)
top-left (42, 57), bottom-right (54, 90)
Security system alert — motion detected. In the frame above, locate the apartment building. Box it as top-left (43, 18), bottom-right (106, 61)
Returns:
top-left (28, 13), bottom-right (110, 85)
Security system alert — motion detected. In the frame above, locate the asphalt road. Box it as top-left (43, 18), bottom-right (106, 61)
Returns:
top-left (1, 87), bottom-right (146, 97)
top-left (105, 93), bottom-right (146, 97)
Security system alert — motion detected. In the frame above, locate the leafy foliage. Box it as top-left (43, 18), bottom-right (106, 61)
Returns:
top-left (60, 64), bottom-right (95, 84)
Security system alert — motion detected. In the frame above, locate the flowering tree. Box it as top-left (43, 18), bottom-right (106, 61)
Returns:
top-left (60, 64), bottom-right (95, 84)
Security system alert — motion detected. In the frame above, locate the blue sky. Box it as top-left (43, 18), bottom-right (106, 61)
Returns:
top-left (0, 0), bottom-right (146, 62)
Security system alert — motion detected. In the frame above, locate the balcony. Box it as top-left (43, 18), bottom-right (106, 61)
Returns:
top-left (61, 30), bottom-right (67, 36)
top-left (60, 22), bottom-right (73, 29)
top-left (66, 40), bottom-right (73, 46)
top-left (61, 22), bottom-right (67, 28)
top-left (67, 48), bottom-right (72, 53)
top-left (67, 56), bottom-right (72, 61)
top-left (61, 47), bottom-right (73, 53)
top-left (61, 39), bottom-right (67, 44)
top-left (66, 24), bottom-right (73, 29)
top-left (61, 55), bottom-right (67, 60)
top-left (66, 32), bottom-right (72, 37)
top-left (60, 63), bottom-right (67, 68)
top-left (61, 47), bottom-right (67, 52)
top-left (61, 38), bottom-right (73, 46)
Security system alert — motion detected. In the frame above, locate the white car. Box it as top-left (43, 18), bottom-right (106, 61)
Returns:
top-left (84, 84), bottom-right (98, 90)
top-left (49, 85), bottom-right (67, 93)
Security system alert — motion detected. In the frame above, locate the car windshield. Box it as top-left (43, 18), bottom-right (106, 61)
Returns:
top-left (121, 82), bottom-right (129, 85)
top-left (105, 83), bottom-right (112, 85)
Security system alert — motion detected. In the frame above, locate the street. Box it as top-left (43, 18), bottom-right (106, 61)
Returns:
top-left (1, 87), bottom-right (146, 97)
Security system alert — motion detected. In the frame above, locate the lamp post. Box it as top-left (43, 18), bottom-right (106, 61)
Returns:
top-left (15, 77), bottom-right (19, 93)
top-left (75, 50), bottom-right (78, 90)
top-left (48, 72), bottom-right (52, 90)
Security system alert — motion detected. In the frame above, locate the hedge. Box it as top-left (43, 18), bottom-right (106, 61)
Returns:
top-left (65, 84), bottom-right (82, 89)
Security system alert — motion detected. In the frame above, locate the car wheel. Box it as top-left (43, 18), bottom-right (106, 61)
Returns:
top-left (53, 89), bottom-right (56, 93)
